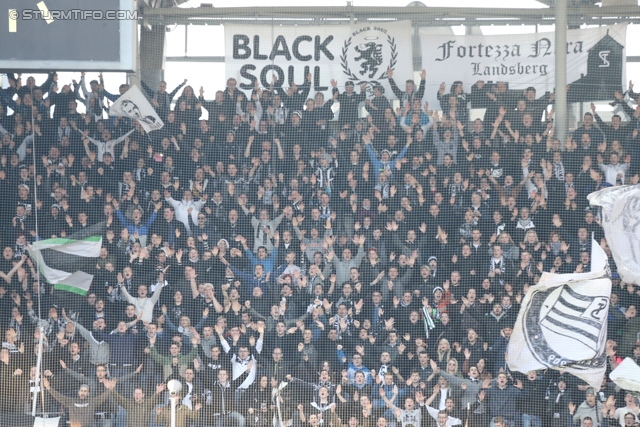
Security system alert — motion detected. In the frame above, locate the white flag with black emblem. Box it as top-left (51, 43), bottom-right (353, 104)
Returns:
top-left (588, 184), bottom-right (640, 285)
top-left (508, 238), bottom-right (611, 390)
top-left (109, 85), bottom-right (164, 133)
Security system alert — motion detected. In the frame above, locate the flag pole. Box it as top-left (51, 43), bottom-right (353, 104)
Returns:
top-left (30, 95), bottom-right (46, 418)
top-left (31, 325), bottom-right (44, 416)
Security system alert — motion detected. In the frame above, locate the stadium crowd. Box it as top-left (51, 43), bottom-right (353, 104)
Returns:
top-left (0, 68), bottom-right (639, 427)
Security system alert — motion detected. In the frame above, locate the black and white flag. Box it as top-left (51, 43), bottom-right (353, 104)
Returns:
top-left (508, 238), bottom-right (611, 390)
top-left (109, 85), bottom-right (164, 133)
top-left (588, 184), bottom-right (640, 285)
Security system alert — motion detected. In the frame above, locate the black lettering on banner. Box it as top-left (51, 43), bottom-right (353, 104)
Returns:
top-left (572, 41), bottom-right (584, 54)
top-left (436, 41), bottom-right (455, 61)
top-left (253, 35), bottom-right (268, 60)
top-left (485, 45), bottom-right (492, 58)
top-left (233, 34), bottom-right (251, 60)
top-left (287, 65), bottom-right (311, 87)
top-left (529, 38), bottom-right (552, 58)
top-left (438, 41), bottom-right (522, 62)
top-left (240, 65), bottom-right (258, 90)
top-left (471, 62), bottom-right (548, 77)
top-left (260, 65), bottom-right (285, 88)
top-left (292, 36), bottom-right (313, 61)
top-left (314, 35), bottom-right (334, 61)
top-left (270, 36), bottom-right (292, 61)
top-left (313, 66), bottom-right (328, 92)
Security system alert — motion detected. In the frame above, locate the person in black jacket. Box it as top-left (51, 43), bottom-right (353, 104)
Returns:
top-left (388, 68), bottom-right (426, 108)
top-left (142, 79), bottom-right (187, 121)
top-left (331, 80), bottom-right (368, 128)
top-left (241, 374), bottom-right (274, 427)
top-left (202, 359), bottom-right (251, 427)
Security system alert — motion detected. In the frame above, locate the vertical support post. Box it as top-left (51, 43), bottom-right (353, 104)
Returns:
top-left (171, 396), bottom-right (177, 427)
top-left (555, 0), bottom-right (568, 146)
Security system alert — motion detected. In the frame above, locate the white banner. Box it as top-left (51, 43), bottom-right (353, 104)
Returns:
top-left (109, 85), bottom-right (164, 133)
top-left (224, 22), bottom-right (414, 99)
top-left (508, 239), bottom-right (611, 390)
top-left (588, 184), bottom-right (640, 285)
top-left (420, 25), bottom-right (626, 108)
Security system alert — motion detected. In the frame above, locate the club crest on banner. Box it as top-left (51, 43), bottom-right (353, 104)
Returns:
top-left (523, 285), bottom-right (608, 369)
top-left (225, 22), bottom-right (413, 98)
top-left (341, 28), bottom-right (398, 85)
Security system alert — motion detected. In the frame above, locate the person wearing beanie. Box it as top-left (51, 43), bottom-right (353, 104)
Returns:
top-left (570, 387), bottom-right (605, 427)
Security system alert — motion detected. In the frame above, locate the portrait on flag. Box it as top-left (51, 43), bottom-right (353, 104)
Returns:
top-left (109, 85), bottom-right (164, 132)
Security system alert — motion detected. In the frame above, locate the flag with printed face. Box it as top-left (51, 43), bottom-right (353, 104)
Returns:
top-left (588, 184), bottom-right (640, 285)
top-left (109, 85), bottom-right (164, 133)
top-left (508, 238), bottom-right (611, 390)
top-left (28, 223), bottom-right (105, 296)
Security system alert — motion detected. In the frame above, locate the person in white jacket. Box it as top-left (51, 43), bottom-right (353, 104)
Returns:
top-left (164, 188), bottom-right (207, 235)
top-left (597, 152), bottom-right (630, 186)
top-left (119, 283), bottom-right (162, 323)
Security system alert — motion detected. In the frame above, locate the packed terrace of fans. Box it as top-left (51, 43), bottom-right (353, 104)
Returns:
top-left (0, 70), bottom-right (639, 427)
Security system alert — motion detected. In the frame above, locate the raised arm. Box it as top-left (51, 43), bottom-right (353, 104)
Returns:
top-left (118, 283), bottom-right (136, 305)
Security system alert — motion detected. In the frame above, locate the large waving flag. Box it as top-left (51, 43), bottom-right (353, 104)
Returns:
top-left (28, 223), bottom-right (105, 295)
top-left (109, 85), bottom-right (164, 133)
top-left (508, 238), bottom-right (611, 390)
top-left (588, 184), bottom-right (640, 285)
top-left (609, 358), bottom-right (640, 392)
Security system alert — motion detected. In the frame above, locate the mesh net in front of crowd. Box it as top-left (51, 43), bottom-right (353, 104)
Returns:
top-left (1, 7), bottom-right (639, 427)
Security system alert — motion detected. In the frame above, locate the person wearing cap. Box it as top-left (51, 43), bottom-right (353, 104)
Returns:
top-left (569, 387), bottom-right (606, 427)
top-left (362, 132), bottom-right (412, 181)
top-left (330, 79), bottom-right (368, 128)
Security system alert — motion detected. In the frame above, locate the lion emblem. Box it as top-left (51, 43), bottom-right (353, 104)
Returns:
top-left (354, 42), bottom-right (383, 78)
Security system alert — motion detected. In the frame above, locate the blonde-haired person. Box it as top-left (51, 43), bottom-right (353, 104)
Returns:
top-left (445, 358), bottom-right (462, 378)
top-left (435, 339), bottom-right (453, 371)
top-left (520, 229), bottom-right (542, 261)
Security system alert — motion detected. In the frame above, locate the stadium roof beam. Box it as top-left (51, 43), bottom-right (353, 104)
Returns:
top-left (141, 4), bottom-right (640, 27)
